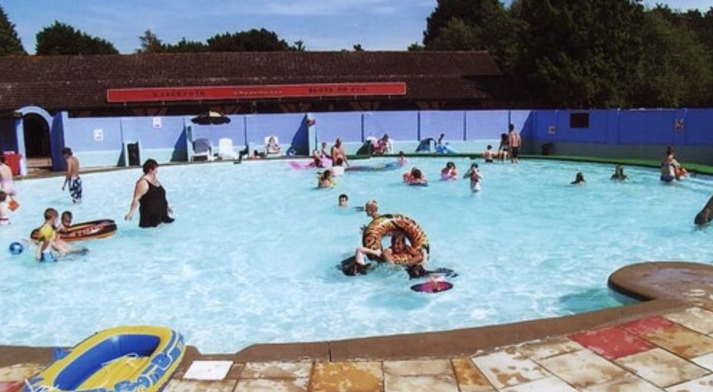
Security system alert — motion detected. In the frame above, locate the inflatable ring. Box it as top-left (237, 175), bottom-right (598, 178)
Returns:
top-left (31, 219), bottom-right (117, 242)
top-left (362, 214), bottom-right (429, 264)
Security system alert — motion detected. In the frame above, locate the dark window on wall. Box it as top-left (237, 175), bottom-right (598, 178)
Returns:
top-left (570, 113), bottom-right (590, 128)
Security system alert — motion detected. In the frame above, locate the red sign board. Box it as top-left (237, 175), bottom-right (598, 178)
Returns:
top-left (107, 82), bottom-right (407, 103)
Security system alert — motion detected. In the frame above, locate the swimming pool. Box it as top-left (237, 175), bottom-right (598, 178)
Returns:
top-left (2, 158), bottom-right (712, 353)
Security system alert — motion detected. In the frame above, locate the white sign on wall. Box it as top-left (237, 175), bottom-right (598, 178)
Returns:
top-left (93, 128), bottom-right (104, 141)
top-left (152, 117), bottom-right (162, 129)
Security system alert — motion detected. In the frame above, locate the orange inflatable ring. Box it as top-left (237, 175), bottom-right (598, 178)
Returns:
top-left (362, 214), bottom-right (429, 264)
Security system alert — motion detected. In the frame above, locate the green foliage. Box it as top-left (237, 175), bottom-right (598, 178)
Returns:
top-left (36, 21), bottom-right (118, 55)
top-left (0, 5), bottom-right (25, 55)
top-left (206, 28), bottom-right (290, 51)
top-left (424, 0), bottom-right (517, 70)
top-left (634, 10), bottom-right (713, 107)
top-left (137, 30), bottom-right (166, 53)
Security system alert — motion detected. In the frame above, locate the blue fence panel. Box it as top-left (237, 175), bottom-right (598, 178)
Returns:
top-left (465, 110), bottom-right (510, 140)
top-left (189, 115), bottom-right (246, 147)
top-left (63, 117), bottom-right (124, 152)
top-left (363, 111), bottom-right (419, 142)
top-left (418, 111), bottom-right (463, 141)
top-left (246, 113), bottom-right (305, 147)
top-left (682, 109), bottom-right (713, 146)
top-left (119, 117), bottom-right (185, 149)
top-left (312, 112), bottom-right (363, 144)
top-left (617, 110), bottom-right (676, 145)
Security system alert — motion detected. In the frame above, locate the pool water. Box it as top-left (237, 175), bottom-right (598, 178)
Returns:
top-left (2, 158), bottom-right (712, 353)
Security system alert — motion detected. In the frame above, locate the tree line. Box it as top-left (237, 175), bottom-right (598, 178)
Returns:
top-left (0, 1), bottom-right (712, 108)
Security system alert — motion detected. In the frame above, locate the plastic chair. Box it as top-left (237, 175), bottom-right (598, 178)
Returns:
top-left (218, 138), bottom-right (238, 160)
top-left (192, 138), bottom-right (214, 161)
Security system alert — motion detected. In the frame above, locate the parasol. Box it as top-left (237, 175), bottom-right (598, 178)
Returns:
top-left (191, 111), bottom-right (231, 125)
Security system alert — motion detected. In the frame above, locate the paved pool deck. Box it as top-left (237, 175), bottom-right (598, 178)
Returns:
top-left (2, 261), bottom-right (713, 391)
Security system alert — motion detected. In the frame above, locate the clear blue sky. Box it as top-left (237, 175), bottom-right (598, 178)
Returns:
top-left (3, 0), bottom-right (712, 54)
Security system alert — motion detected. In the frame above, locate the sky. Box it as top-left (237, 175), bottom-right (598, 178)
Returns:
top-left (3, 0), bottom-right (713, 55)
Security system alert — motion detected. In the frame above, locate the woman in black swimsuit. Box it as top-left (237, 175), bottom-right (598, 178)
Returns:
top-left (124, 159), bottom-right (174, 228)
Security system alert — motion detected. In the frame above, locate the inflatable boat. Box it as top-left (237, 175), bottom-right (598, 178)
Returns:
top-left (30, 219), bottom-right (117, 242)
top-left (23, 326), bottom-right (185, 392)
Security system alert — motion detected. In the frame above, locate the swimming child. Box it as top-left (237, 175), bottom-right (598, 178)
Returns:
top-left (440, 161), bottom-right (457, 180)
top-left (482, 145), bottom-right (495, 163)
top-left (403, 167), bottom-right (427, 185)
top-left (397, 151), bottom-right (407, 166)
top-left (318, 169), bottom-right (335, 188)
top-left (35, 208), bottom-right (68, 262)
top-left (0, 191), bottom-right (10, 225)
top-left (463, 163), bottom-right (482, 192)
top-left (338, 194), bottom-right (349, 207)
top-left (611, 165), bottom-right (627, 180)
top-left (571, 172), bottom-right (586, 185)
top-left (56, 211), bottom-right (73, 249)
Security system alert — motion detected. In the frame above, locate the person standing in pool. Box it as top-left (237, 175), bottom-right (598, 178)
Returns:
top-left (125, 159), bottom-right (174, 228)
top-left (61, 147), bottom-right (82, 204)
top-left (507, 124), bottom-right (521, 163)
top-left (0, 155), bottom-right (17, 206)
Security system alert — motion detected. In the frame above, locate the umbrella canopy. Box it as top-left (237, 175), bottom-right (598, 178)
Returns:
top-left (191, 111), bottom-right (231, 125)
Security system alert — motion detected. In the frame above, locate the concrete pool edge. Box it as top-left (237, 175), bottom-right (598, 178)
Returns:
top-left (1, 260), bottom-right (708, 370)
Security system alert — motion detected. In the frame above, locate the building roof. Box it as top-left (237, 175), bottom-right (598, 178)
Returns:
top-left (0, 51), bottom-right (504, 115)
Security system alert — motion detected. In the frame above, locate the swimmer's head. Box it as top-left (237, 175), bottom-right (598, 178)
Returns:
top-left (365, 200), bottom-right (378, 216)
top-left (338, 194), bottom-right (348, 207)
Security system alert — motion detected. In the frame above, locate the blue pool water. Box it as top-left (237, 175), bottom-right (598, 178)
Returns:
top-left (2, 158), bottom-right (712, 353)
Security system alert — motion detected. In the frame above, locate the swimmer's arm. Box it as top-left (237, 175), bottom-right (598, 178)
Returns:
top-left (125, 179), bottom-right (149, 220)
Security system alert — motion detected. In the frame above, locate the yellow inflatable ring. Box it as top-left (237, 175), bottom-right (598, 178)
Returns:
top-left (362, 214), bottom-right (429, 264)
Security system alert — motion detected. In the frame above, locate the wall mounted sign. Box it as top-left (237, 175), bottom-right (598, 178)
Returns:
top-left (93, 128), bottom-right (103, 141)
top-left (107, 82), bottom-right (407, 103)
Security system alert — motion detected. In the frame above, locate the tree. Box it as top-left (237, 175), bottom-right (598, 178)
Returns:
top-left (0, 5), bottom-right (26, 55)
top-left (633, 9), bottom-right (713, 107)
top-left (137, 29), bottom-right (165, 53)
top-left (514, 0), bottom-right (645, 108)
top-left (292, 40), bottom-right (306, 52)
top-left (36, 21), bottom-right (118, 55)
top-left (166, 38), bottom-right (208, 53)
top-left (426, 18), bottom-right (480, 50)
top-left (423, 0), bottom-right (517, 70)
top-left (206, 28), bottom-right (290, 51)
top-left (353, 44), bottom-right (363, 51)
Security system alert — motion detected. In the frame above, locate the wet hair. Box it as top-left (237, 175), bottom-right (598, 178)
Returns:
top-left (508, 123), bottom-right (515, 131)
top-left (61, 210), bottom-right (73, 222)
top-left (0, 191), bottom-right (6, 202)
top-left (62, 147), bottom-right (73, 156)
top-left (44, 208), bottom-right (58, 221)
top-left (391, 231), bottom-right (407, 245)
top-left (142, 159), bottom-right (159, 174)
top-left (487, 145), bottom-right (492, 149)
top-left (365, 200), bottom-right (378, 211)
top-left (339, 193), bottom-right (348, 201)
top-left (411, 168), bottom-right (423, 179)
top-left (0, 155), bottom-right (5, 164)
top-left (471, 163), bottom-right (479, 169)
top-left (446, 161), bottom-right (455, 169)
top-left (320, 170), bottom-right (332, 181)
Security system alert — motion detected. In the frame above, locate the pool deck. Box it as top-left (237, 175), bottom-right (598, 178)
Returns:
top-left (2, 261), bottom-right (713, 391)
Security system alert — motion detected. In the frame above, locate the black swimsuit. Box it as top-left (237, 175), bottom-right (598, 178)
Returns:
top-left (139, 179), bottom-right (174, 228)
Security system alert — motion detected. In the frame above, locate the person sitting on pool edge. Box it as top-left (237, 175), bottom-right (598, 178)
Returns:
top-left (353, 231), bottom-right (426, 278)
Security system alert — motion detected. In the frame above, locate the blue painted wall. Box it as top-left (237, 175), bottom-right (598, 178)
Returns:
top-left (5, 107), bottom-right (713, 172)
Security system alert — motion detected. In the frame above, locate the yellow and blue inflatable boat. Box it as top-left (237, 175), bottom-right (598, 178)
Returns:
top-left (24, 326), bottom-right (185, 392)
